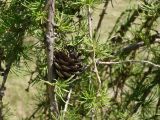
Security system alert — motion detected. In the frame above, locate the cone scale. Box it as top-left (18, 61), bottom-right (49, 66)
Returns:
top-left (53, 47), bottom-right (83, 79)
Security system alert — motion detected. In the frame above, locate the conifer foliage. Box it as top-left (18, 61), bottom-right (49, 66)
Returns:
top-left (0, 0), bottom-right (160, 119)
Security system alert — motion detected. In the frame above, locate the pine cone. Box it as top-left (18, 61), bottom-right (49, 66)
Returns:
top-left (53, 46), bottom-right (83, 79)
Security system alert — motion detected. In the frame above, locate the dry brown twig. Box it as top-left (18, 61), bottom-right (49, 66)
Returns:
top-left (97, 60), bottom-right (160, 68)
top-left (87, 5), bottom-right (102, 120)
top-left (93, 0), bottom-right (110, 38)
top-left (87, 5), bottom-right (101, 90)
top-left (63, 88), bottom-right (72, 119)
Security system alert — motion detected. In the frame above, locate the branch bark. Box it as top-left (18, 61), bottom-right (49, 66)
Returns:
top-left (116, 33), bottom-right (160, 55)
top-left (0, 64), bottom-right (11, 120)
top-left (44, 0), bottom-right (59, 117)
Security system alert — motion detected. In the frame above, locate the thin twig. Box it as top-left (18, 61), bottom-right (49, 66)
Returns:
top-left (63, 88), bottom-right (72, 119)
top-left (93, 52), bottom-right (101, 89)
top-left (88, 5), bottom-right (101, 120)
top-left (93, 0), bottom-right (109, 38)
top-left (25, 70), bottom-right (36, 92)
top-left (97, 60), bottom-right (160, 68)
top-left (88, 5), bottom-right (102, 120)
top-left (27, 104), bottom-right (43, 120)
top-left (88, 6), bottom-right (93, 39)
top-left (87, 5), bottom-right (101, 90)
top-left (116, 34), bottom-right (160, 55)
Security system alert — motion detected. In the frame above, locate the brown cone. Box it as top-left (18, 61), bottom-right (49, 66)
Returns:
top-left (53, 48), bottom-right (83, 79)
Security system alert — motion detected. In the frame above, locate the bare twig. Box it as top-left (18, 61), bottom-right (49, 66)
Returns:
top-left (108, 8), bottom-right (140, 41)
top-left (117, 34), bottom-right (160, 55)
top-left (25, 70), bottom-right (36, 92)
top-left (87, 5), bottom-right (101, 89)
top-left (88, 6), bottom-right (93, 39)
top-left (63, 88), bottom-right (72, 119)
top-left (93, 52), bottom-right (101, 89)
top-left (97, 60), bottom-right (160, 68)
top-left (27, 104), bottom-right (43, 120)
top-left (93, 0), bottom-right (109, 38)
top-left (44, 0), bottom-right (59, 117)
top-left (88, 5), bottom-right (101, 119)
